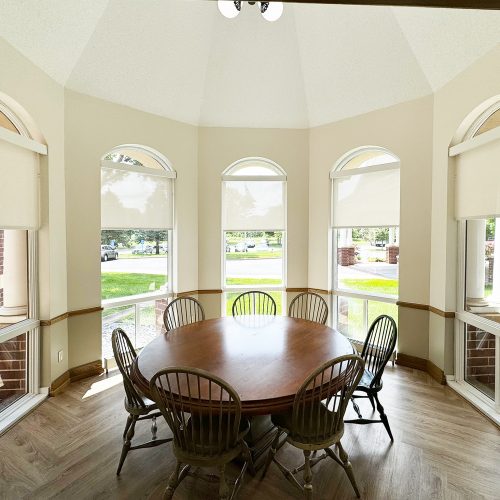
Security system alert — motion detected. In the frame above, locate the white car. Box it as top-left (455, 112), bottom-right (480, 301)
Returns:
top-left (101, 245), bottom-right (118, 261)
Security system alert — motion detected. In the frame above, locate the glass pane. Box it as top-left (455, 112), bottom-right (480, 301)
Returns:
top-left (0, 111), bottom-right (19, 134)
top-left (0, 229), bottom-right (29, 331)
top-left (342, 150), bottom-right (398, 171)
top-left (337, 296), bottom-right (365, 341)
top-left (465, 323), bottom-right (495, 400)
top-left (337, 227), bottom-right (399, 299)
top-left (474, 108), bottom-right (500, 137)
top-left (102, 304), bottom-right (135, 360)
top-left (225, 231), bottom-right (283, 287)
top-left (136, 300), bottom-right (164, 349)
top-left (225, 291), bottom-right (283, 316)
top-left (368, 301), bottom-right (398, 330)
top-left (101, 229), bottom-right (168, 301)
top-left (0, 333), bottom-right (27, 412)
top-left (464, 218), bottom-right (500, 318)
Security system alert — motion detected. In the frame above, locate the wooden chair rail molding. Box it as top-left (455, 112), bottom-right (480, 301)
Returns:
top-left (397, 301), bottom-right (455, 319)
top-left (40, 306), bottom-right (104, 327)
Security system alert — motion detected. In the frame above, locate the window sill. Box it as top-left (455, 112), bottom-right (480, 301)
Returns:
top-left (0, 392), bottom-right (47, 436)
top-left (447, 377), bottom-right (500, 426)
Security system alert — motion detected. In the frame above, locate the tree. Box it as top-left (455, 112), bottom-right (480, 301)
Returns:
top-left (133, 230), bottom-right (168, 254)
top-left (101, 230), bottom-right (133, 247)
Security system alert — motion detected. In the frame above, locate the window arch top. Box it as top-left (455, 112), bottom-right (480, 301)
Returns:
top-left (101, 144), bottom-right (176, 178)
top-left (332, 146), bottom-right (399, 178)
top-left (222, 157), bottom-right (286, 181)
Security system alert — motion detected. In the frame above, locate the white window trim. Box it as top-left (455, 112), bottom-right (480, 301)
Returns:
top-left (221, 158), bottom-right (287, 315)
top-left (329, 161), bottom-right (400, 179)
top-left (454, 220), bottom-right (500, 418)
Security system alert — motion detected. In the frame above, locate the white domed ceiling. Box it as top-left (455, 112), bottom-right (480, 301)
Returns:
top-left (0, 0), bottom-right (499, 128)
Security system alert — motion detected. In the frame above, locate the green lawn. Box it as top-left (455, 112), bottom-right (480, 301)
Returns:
top-left (339, 278), bottom-right (398, 297)
top-left (226, 250), bottom-right (282, 260)
top-left (101, 272), bottom-right (167, 300)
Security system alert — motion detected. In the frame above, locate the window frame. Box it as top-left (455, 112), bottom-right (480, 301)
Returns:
top-left (221, 158), bottom-right (287, 316)
top-left (100, 145), bottom-right (176, 365)
top-left (330, 146), bottom-right (400, 340)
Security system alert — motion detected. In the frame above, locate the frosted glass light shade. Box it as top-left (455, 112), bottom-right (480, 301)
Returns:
top-left (261, 2), bottom-right (283, 22)
top-left (218, 0), bottom-right (240, 19)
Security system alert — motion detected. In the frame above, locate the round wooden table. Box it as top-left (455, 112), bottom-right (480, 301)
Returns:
top-left (132, 315), bottom-right (354, 416)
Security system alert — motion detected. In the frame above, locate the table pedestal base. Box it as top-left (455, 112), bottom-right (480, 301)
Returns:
top-left (244, 415), bottom-right (286, 475)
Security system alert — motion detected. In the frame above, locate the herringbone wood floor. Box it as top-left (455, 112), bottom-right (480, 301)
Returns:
top-left (0, 365), bottom-right (499, 500)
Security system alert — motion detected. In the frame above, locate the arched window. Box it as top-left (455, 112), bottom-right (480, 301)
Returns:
top-left (100, 145), bottom-right (176, 363)
top-left (451, 99), bottom-right (500, 408)
top-left (331, 146), bottom-right (399, 342)
top-left (0, 97), bottom-right (45, 428)
top-left (221, 158), bottom-right (286, 314)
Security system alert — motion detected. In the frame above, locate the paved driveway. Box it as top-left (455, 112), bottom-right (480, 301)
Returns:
top-left (101, 257), bottom-right (167, 274)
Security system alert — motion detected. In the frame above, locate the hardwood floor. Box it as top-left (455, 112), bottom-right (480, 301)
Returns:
top-left (0, 365), bottom-right (499, 500)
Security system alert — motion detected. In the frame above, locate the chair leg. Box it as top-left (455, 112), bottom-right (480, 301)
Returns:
top-left (303, 450), bottom-right (313, 500)
top-left (368, 393), bottom-right (376, 412)
top-left (151, 415), bottom-right (158, 440)
top-left (123, 413), bottom-right (133, 439)
top-left (337, 441), bottom-right (360, 498)
top-left (117, 414), bottom-right (137, 475)
top-left (374, 392), bottom-right (394, 441)
top-left (218, 464), bottom-right (230, 500)
top-left (261, 428), bottom-right (281, 479)
top-left (164, 461), bottom-right (182, 500)
top-left (352, 397), bottom-right (363, 419)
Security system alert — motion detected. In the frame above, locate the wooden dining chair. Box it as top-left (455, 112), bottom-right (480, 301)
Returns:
top-left (262, 354), bottom-right (365, 499)
top-left (288, 292), bottom-right (329, 325)
top-left (163, 296), bottom-right (205, 332)
top-left (149, 367), bottom-right (252, 499)
top-left (111, 328), bottom-right (172, 475)
top-left (232, 291), bottom-right (276, 317)
top-left (344, 315), bottom-right (397, 441)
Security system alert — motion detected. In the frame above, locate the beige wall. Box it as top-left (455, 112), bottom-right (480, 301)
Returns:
top-left (308, 96), bottom-right (434, 358)
top-left (429, 44), bottom-right (500, 372)
top-left (64, 90), bottom-right (199, 366)
top-left (0, 38), bottom-right (68, 385)
top-left (197, 127), bottom-right (309, 300)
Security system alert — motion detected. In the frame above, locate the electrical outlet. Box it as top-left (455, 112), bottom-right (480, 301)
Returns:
top-left (58, 350), bottom-right (63, 363)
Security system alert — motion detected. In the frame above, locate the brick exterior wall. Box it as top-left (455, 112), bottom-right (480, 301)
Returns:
top-left (0, 333), bottom-right (27, 408)
top-left (337, 246), bottom-right (356, 266)
top-left (466, 325), bottom-right (495, 394)
top-left (0, 229), bottom-right (4, 307)
top-left (155, 298), bottom-right (168, 334)
top-left (386, 245), bottom-right (399, 264)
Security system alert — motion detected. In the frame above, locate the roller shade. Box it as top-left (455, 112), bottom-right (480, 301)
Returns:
top-left (222, 180), bottom-right (285, 230)
top-left (0, 139), bottom-right (39, 229)
top-left (454, 136), bottom-right (500, 219)
top-left (101, 165), bottom-right (174, 229)
top-left (332, 167), bottom-right (399, 228)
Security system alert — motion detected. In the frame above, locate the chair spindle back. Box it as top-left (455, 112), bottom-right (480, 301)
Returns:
top-left (150, 368), bottom-right (242, 458)
top-left (112, 328), bottom-right (146, 409)
top-left (288, 292), bottom-right (329, 325)
top-left (291, 354), bottom-right (364, 443)
top-left (232, 291), bottom-right (277, 317)
top-left (163, 296), bottom-right (205, 332)
top-left (361, 315), bottom-right (397, 387)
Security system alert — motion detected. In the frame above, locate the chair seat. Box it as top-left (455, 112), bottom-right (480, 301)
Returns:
top-left (355, 369), bottom-right (382, 392)
top-left (125, 395), bottom-right (158, 415)
top-left (272, 404), bottom-right (340, 446)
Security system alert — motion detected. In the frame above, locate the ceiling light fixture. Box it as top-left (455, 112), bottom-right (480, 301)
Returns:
top-left (217, 1), bottom-right (283, 22)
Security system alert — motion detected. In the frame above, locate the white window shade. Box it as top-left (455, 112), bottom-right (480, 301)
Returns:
top-left (222, 180), bottom-right (285, 230)
top-left (101, 166), bottom-right (174, 229)
top-left (332, 168), bottom-right (400, 228)
top-left (0, 139), bottom-right (39, 229)
top-left (454, 137), bottom-right (500, 219)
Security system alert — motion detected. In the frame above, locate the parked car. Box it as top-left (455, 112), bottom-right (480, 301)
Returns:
top-left (132, 245), bottom-right (153, 254)
top-left (101, 245), bottom-right (118, 261)
top-left (245, 239), bottom-right (256, 248)
top-left (235, 242), bottom-right (248, 252)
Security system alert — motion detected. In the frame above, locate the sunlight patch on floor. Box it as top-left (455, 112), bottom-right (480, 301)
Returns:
top-left (83, 373), bottom-right (122, 399)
